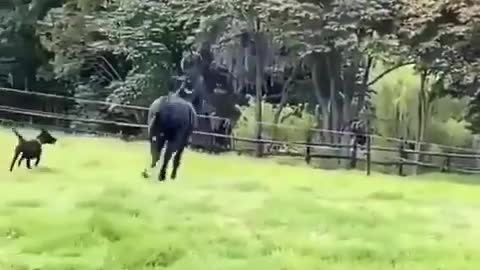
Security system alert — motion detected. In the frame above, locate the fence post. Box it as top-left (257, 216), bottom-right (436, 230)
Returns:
top-left (305, 131), bottom-right (311, 164)
top-left (398, 140), bottom-right (405, 176)
top-left (446, 156), bottom-right (451, 172)
top-left (230, 132), bottom-right (236, 152)
top-left (350, 137), bottom-right (358, 169)
top-left (442, 155), bottom-right (451, 173)
top-left (366, 120), bottom-right (371, 176)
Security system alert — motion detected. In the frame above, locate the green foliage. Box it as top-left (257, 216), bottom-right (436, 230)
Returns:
top-left (397, 0), bottom-right (480, 96)
top-left (427, 118), bottom-right (472, 147)
top-left (372, 65), bottom-right (419, 139)
top-left (235, 103), bottom-right (315, 142)
top-left (0, 0), bottom-right (65, 90)
top-left (38, 0), bottom-right (192, 108)
top-left (2, 0), bottom-right (480, 149)
top-left (467, 91), bottom-right (480, 134)
top-left (372, 66), bottom-right (473, 147)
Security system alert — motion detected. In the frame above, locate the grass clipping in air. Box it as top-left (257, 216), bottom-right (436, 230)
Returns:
top-left (0, 128), bottom-right (480, 269)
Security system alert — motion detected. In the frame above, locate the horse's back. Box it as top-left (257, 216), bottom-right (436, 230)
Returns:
top-left (162, 101), bottom-right (195, 126)
top-left (150, 96), bottom-right (196, 140)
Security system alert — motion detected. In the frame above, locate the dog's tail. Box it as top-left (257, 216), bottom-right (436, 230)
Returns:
top-left (12, 128), bottom-right (25, 142)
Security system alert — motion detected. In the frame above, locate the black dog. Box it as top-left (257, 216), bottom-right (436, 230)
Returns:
top-left (9, 128), bottom-right (57, 171)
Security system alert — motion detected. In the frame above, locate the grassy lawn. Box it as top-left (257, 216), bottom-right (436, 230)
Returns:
top-left (1, 128), bottom-right (480, 269)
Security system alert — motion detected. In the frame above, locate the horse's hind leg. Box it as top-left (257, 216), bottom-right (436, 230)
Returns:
top-left (159, 141), bottom-right (175, 181)
top-left (151, 136), bottom-right (166, 168)
top-left (171, 141), bottom-right (187, 180)
top-left (142, 136), bottom-right (166, 179)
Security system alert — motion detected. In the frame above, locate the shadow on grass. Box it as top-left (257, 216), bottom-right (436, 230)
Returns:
top-left (82, 160), bottom-right (101, 168)
top-left (6, 199), bottom-right (44, 208)
top-left (34, 167), bottom-right (58, 173)
top-left (367, 191), bottom-right (404, 201)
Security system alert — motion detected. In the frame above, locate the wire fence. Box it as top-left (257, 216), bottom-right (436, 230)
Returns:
top-left (1, 104), bottom-right (479, 176)
top-left (0, 105), bottom-right (332, 150)
top-left (1, 86), bottom-right (479, 154)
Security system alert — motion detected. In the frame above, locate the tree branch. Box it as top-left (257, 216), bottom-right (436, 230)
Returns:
top-left (272, 58), bottom-right (303, 124)
top-left (362, 56), bottom-right (373, 86)
top-left (355, 56), bottom-right (373, 115)
top-left (367, 61), bottom-right (415, 86)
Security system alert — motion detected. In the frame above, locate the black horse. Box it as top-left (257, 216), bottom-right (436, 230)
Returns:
top-left (142, 78), bottom-right (203, 181)
top-left (340, 118), bottom-right (369, 168)
top-left (342, 118), bottom-right (367, 146)
top-left (143, 51), bottom-right (214, 181)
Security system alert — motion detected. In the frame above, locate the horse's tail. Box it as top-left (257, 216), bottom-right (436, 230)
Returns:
top-left (148, 113), bottom-right (158, 141)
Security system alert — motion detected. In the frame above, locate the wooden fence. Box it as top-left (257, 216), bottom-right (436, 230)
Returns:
top-left (1, 112), bottom-right (479, 177)
top-left (219, 131), bottom-right (480, 176)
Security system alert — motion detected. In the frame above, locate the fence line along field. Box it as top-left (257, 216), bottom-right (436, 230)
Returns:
top-left (2, 100), bottom-right (480, 176)
top-left (1, 127), bottom-right (480, 269)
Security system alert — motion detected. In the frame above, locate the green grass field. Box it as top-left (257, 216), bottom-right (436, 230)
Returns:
top-left (1, 128), bottom-right (480, 269)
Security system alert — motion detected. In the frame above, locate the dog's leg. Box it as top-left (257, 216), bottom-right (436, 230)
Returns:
top-left (9, 151), bottom-right (20, 172)
top-left (35, 155), bottom-right (41, 167)
top-left (35, 150), bottom-right (42, 167)
top-left (26, 159), bottom-right (32, 169)
top-left (17, 154), bottom-right (24, 167)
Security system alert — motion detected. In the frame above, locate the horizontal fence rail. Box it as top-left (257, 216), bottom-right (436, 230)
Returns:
top-left (2, 86), bottom-right (480, 154)
top-left (0, 105), bottom-right (339, 150)
top-left (0, 105), bottom-right (479, 176)
top-left (0, 87), bottom-right (356, 136)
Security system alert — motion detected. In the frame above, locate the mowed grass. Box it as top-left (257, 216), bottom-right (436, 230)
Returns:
top-left (1, 129), bottom-right (480, 269)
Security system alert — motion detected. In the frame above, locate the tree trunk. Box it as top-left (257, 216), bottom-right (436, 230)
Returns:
top-left (311, 60), bottom-right (330, 142)
top-left (340, 97), bottom-right (353, 167)
top-left (413, 70), bottom-right (428, 175)
top-left (254, 68), bottom-right (263, 157)
top-left (271, 61), bottom-right (301, 142)
top-left (273, 62), bottom-right (301, 125)
top-left (253, 22), bottom-right (264, 157)
top-left (326, 54), bottom-right (339, 144)
top-left (357, 56), bottom-right (373, 115)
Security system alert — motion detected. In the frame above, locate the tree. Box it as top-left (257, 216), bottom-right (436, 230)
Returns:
top-left (364, 0), bottom-right (480, 171)
top-left (174, 0), bottom-right (293, 156)
top-left (386, 0), bottom-right (480, 172)
top-left (38, 0), bottom-right (193, 124)
top-left (265, 0), bottom-right (410, 144)
top-left (0, 0), bottom-right (64, 90)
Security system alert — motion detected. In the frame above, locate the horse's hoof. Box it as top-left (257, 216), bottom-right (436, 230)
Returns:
top-left (141, 170), bottom-right (149, 178)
